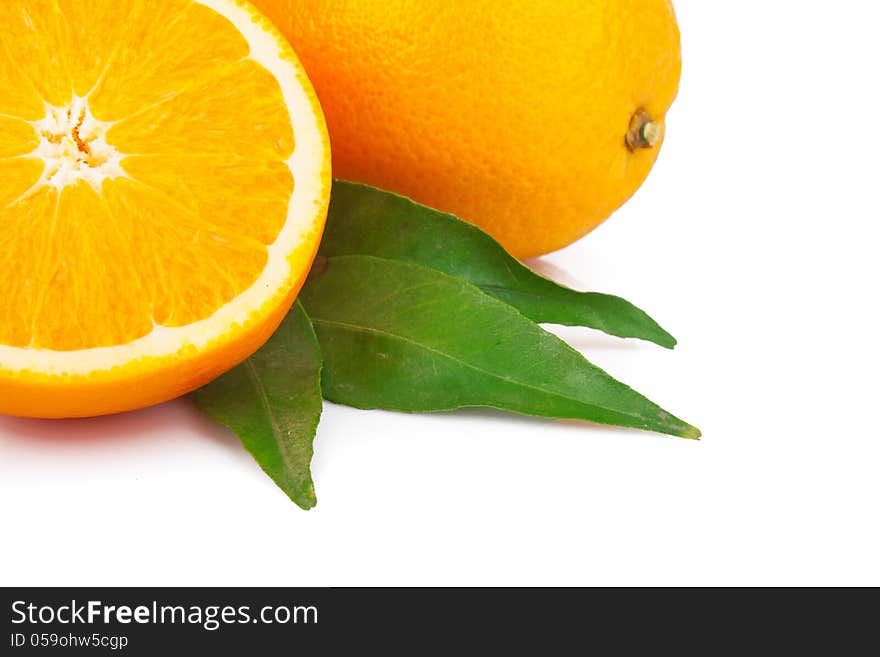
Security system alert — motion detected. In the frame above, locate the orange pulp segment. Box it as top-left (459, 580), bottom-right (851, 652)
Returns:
top-left (0, 0), bottom-right (331, 417)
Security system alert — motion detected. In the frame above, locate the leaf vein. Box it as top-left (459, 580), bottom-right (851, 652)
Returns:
top-left (310, 316), bottom-right (654, 424)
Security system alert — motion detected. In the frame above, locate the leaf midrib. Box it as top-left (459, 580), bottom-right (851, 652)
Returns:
top-left (243, 358), bottom-right (299, 479)
top-left (480, 282), bottom-right (588, 300)
top-left (310, 316), bottom-right (659, 427)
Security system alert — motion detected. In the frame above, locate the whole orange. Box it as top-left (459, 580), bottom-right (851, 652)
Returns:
top-left (252, 0), bottom-right (681, 258)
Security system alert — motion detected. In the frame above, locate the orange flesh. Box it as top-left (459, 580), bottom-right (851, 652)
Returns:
top-left (0, 0), bottom-right (296, 351)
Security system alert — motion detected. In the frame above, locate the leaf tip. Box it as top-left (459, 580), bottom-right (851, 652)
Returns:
top-left (291, 485), bottom-right (318, 511)
top-left (643, 323), bottom-right (677, 349)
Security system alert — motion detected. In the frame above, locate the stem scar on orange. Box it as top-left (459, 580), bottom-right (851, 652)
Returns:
top-left (253, 0), bottom-right (682, 258)
top-left (0, 0), bottom-right (331, 418)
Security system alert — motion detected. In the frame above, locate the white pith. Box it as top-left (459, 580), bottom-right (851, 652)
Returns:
top-left (28, 96), bottom-right (128, 193)
top-left (0, 0), bottom-right (327, 376)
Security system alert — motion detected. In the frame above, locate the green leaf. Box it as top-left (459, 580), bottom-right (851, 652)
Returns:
top-left (300, 256), bottom-right (700, 439)
top-left (192, 302), bottom-right (323, 509)
top-left (320, 181), bottom-right (676, 348)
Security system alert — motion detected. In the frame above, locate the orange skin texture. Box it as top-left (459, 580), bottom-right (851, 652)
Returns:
top-left (252, 0), bottom-right (682, 258)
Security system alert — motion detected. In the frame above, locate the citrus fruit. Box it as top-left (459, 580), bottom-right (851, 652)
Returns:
top-left (253, 0), bottom-right (681, 258)
top-left (0, 0), bottom-right (331, 418)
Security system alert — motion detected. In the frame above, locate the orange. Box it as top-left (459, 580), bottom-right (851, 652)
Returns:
top-left (0, 0), bottom-right (331, 418)
top-left (253, 0), bottom-right (681, 258)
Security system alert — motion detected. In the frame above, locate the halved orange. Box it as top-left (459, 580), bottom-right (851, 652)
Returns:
top-left (0, 0), bottom-right (331, 418)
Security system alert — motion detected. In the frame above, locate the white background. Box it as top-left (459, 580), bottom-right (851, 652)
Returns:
top-left (1, 1), bottom-right (878, 586)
